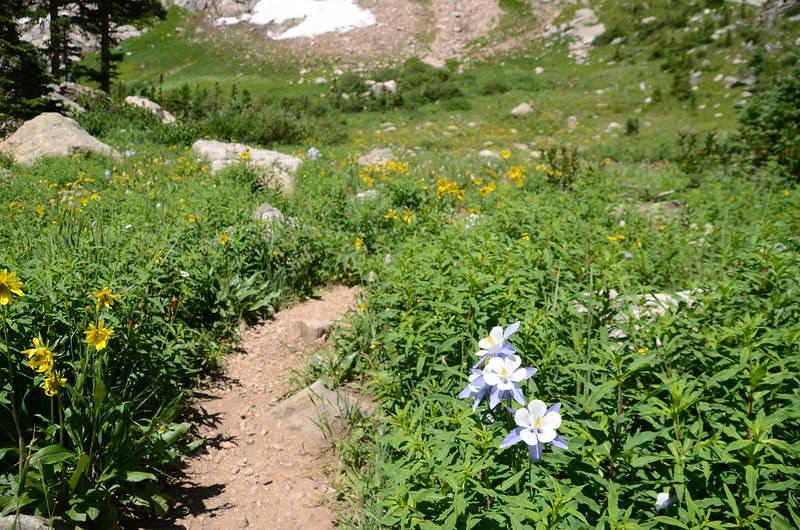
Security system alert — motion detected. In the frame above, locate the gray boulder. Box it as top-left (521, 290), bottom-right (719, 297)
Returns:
top-left (357, 147), bottom-right (395, 165)
top-left (192, 140), bottom-right (301, 194)
top-left (124, 95), bottom-right (176, 124)
top-left (252, 202), bottom-right (285, 223)
top-left (0, 515), bottom-right (50, 530)
top-left (0, 113), bottom-right (120, 164)
top-left (510, 102), bottom-right (533, 116)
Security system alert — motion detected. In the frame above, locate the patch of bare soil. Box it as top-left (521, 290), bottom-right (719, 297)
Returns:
top-left (148, 286), bottom-right (357, 530)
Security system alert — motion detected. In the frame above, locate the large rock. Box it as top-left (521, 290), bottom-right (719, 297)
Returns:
top-left (565, 8), bottom-right (605, 64)
top-left (0, 515), bottom-right (50, 530)
top-left (573, 290), bottom-right (699, 339)
top-left (124, 95), bottom-right (176, 124)
top-left (252, 202), bottom-right (285, 223)
top-left (371, 80), bottom-right (398, 95)
top-left (192, 140), bottom-right (300, 194)
top-left (0, 113), bottom-right (120, 164)
top-left (357, 147), bottom-right (395, 165)
top-left (265, 380), bottom-right (366, 440)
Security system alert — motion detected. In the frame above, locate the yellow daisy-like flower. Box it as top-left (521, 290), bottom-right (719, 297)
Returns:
top-left (21, 338), bottom-right (54, 374)
top-left (354, 237), bottom-right (364, 251)
top-left (219, 233), bottom-right (230, 245)
top-left (384, 209), bottom-right (398, 220)
top-left (402, 210), bottom-right (414, 223)
top-left (782, 189), bottom-right (790, 197)
top-left (0, 269), bottom-right (24, 306)
top-left (84, 321), bottom-right (114, 351)
top-left (41, 372), bottom-right (67, 397)
top-left (92, 287), bottom-right (121, 309)
top-left (607, 235), bottom-right (626, 243)
top-left (187, 214), bottom-right (197, 223)
top-left (500, 150), bottom-right (512, 159)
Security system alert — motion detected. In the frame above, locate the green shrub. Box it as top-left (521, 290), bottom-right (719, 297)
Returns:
top-left (738, 61), bottom-right (800, 178)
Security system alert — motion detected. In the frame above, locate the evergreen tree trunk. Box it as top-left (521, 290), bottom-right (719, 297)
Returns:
top-left (48, 0), bottom-right (60, 80)
top-left (99, 0), bottom-right (110, 93)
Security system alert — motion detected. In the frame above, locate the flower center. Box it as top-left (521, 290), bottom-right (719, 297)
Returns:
top-left (532, 416), bottom-right (544, 429)
top-left (485, 335), bottom-right (496, 345)
top-left (498, 367), bottom-right (510, 379)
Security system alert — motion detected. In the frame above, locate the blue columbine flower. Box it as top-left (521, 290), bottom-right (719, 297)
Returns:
top-left (482, 355), bottom-right (537, 409)
top-left (458, 369), bottom-right (489, 411)
top-left (500, 400), bottom-right (567, 461)
top-left (474, 321), bottom-right (520, 368)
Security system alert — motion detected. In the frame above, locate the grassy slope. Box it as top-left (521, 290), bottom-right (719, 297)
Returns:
top-left (94, 1), bottom-right (798, 162)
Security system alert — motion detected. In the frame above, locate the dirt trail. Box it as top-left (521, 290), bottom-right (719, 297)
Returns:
top-left (158, 286), bottom-right (357, 530)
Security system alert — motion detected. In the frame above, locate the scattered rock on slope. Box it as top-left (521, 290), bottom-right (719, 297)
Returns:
top-left (510, 102), bottom-right (533, 116)
top-left (124, 96), bottom-right (177, 124)
top-left (192, 140), bottom-right (301, 194)
top-left (0, 113), bottom-right (120, 164)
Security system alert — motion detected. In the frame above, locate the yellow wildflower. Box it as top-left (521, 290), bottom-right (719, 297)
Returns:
top-left (21, 338), bottom-right (54, 374)
top-left (187, 214), bottom-right (197, 223)
top-left (241, 149), bottom-right (251, 160)
top-left (500, 150), bottom-right (512, 159)
top-left (658, 225), bottom-right (666, 231)
top-left (607, 235), bottom-right (626, 243)
top-left (402, 210), bottom-right (414, 223)
top-left (41, 372), bottom-right (67, 397)
top-left (637, 347), bottom-right (649, 354)
top-left (92, 287), bottom-right (121, 309)
top-left (0, 269), bottom-right (24, 305)
top-left (84, 321), bottom-right (114, 351)
top-left (358, 302), bottom-right (366, 312)
top-left (355, 237), bottom-right (364, 251)
top-left (508, 166), bottom-right (526, 188)
top-left (522, 232), bottom-right (531, 241)
top-left (35, 205), bottom-right (45, 215)
top-left (384, 209), bottom-right (398, 220)
top-left (219, 233), bottom-right (230, 245)
top-left (782, 189), bottom-right (790, 197)
top-left (479, 182), bottom-right (497, 196)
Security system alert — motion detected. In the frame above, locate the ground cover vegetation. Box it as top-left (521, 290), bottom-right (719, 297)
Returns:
top-left (0, 0), bottom-right (798, 527)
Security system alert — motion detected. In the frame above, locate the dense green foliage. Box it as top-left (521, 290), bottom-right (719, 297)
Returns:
top-left (315, 155), bottom-right (800, 528)
top-left (738, 61), bottom-right (800, 178)
top-left (0, 149), bottom-right (344, 525)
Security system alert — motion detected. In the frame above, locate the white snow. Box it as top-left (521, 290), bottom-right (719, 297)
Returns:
top-left (216, 0), bottom-right (376, 40)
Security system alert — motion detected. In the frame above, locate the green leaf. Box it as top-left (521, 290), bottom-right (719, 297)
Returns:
top-left (30, 445), bottom-right (74, 465)
top-left (745, 465), bottom-right (758, 499)
top-left (125, 471), bottom-right (157, 482)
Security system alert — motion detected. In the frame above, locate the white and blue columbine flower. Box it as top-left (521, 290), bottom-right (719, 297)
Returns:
top-left (655, 491), bottom-right (677, 510)
top-left (474, 321), bottom-right (520, 367)
top-left (500, 399), bottom-right (567, 461)
top-left (458, 369), bottom-right (489, 411)
top-left (482, 355), bottom-right (537, 409)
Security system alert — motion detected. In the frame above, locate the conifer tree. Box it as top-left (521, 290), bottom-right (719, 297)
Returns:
top-left (0, 0), bottom-right (51, 122)
top-left (74, 0), bottom-right (163, 93)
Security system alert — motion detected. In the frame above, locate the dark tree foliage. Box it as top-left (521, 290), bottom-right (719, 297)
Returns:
top-left (0, 0), bottom-right (51, 123)
top-left (74, 0), bottom-right (164, 92)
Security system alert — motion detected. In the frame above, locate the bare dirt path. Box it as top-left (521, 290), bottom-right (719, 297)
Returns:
top-left (155, 286), bottom-right (357, 530)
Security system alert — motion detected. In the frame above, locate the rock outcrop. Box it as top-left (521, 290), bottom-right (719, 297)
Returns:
top-left (192, 140), bottom-right (301, 194)
top-left (124, 96), bottom-right (177, 124)
top-left (0, 113), bottom-right (120, 164)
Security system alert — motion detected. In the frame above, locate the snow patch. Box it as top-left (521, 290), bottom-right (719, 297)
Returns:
top-left (216, 0), bottom-right (376, 40)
